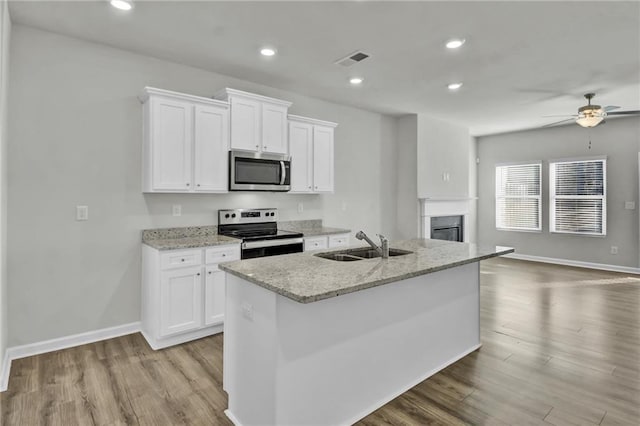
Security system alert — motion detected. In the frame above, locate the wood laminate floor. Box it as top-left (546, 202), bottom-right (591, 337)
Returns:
top-left (1, 258), bottom-right (639, 425)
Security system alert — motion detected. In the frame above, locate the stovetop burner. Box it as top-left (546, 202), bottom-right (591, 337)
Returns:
top-left (218, 208), bottom-right (303, 242)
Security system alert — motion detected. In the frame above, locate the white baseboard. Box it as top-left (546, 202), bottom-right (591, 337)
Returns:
top-left (0, 322), bottom-right (141, 392)
top-left (225, 409), bottom-right (242, 426)
top-left (504, 253), bottom-right (640, 275)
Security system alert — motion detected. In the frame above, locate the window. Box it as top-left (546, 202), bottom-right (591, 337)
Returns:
top-left (495, 162), bottom-right (542, 231)
top-left (550, 158), bottom-right (606, 236)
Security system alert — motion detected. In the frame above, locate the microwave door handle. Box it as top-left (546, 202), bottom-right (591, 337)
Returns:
top-left (280, 161), bottom-right (286, 185)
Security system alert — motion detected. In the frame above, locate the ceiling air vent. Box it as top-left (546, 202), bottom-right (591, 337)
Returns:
top-left (334, 51), bottom-right (370, 67)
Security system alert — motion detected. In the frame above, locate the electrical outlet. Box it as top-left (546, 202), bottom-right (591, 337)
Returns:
top-left (442, 172), bottom-right (447, 181)
top-left (172, 204), bottom-right (182, 217)
top-left (76, 205), bottom-right (88, 221)
top-left (241, 302), bottom-right (253, 321)
top-left (297, 202), bottom-right (304, 213)
top-left (625, 201), bottom-right (636, 210)
top-left (610, 246), bottom-right (618, 255)
top-left (341, 202), bottom-right (347, 211)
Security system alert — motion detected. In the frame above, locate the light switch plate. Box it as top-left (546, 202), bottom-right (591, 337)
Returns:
top-left (76, 205), bottom-right (88, 221)
top-left (624, 201), bottom-right (635, 210)
top-left (297, 202), bottom-right (304, 213)
top-left (172, 204), bottom-right (182, 216)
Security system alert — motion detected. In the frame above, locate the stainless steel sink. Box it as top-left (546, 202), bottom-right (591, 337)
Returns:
top-left (314, 247), bottom-right (413, 262)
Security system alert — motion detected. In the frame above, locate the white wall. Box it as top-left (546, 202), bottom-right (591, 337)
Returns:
top-left (7, 25), bottom-right (398, 346)
top-left (417, 115), bottom-right (470, 199)
top-left (0, 0), bottom-right (10, 367)
top-left (477, 117), bottom-right (640, 267)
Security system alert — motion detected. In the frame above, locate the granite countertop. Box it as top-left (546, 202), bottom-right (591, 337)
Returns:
top-left (278, 220), bottom-right (350, 237)
top-left (220, 239), bottom-right (514, 304)
top-left (142, 226), bottom-right (240, 250)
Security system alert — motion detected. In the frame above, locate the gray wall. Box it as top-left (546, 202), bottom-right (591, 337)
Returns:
top-left (0, 0), bottom-right (10, 364)
top-left (396, 115), bottom-right (419, 239)
top-left (7, 25), bottom-right (399, 346)
top-left (477, 117), bottom-right (640, 267)
top-left (417, 115), bottom-right (470, 199)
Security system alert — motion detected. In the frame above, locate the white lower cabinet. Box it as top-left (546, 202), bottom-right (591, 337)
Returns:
top-left (142, 243), bottom-right (240, 349)
top-left (204, 266), bottom-right (226, 326)
top-left (304, 233), bottom-right (350, 251)
top-left (160, 266), bottom-right (202, 337)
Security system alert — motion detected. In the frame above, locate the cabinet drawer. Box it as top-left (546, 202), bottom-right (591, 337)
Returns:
top-left (160, 249), bottom-right (203, 270)
top-left (328, 234), bottom-right (350, 248)
top-left (206, 245), bottom-right (241, 264)
top-left (304, 236), bottom-right (328, 251)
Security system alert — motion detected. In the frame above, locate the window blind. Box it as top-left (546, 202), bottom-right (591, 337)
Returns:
top-left (550, 159), bottom-right (606, 235)
top-left (495, 163), bottom-right (541, 231)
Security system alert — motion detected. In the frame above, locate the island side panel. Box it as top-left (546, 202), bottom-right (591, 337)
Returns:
top-left (224, 274), bottom-right (279, 425)
top-left (272, 261), bottom-right (480, 425)
top-left (224, 262), bottom-right (480, 426)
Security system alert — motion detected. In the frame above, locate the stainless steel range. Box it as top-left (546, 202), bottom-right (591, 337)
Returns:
top-left (218, 208), bottom-right (304, 259)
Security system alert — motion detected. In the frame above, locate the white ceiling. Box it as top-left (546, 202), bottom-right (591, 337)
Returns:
top-left (8, 0), bottom-right (640, 136)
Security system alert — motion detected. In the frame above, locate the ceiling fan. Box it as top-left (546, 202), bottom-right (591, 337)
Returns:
top-left (543, 93), bottom-right (640, 128)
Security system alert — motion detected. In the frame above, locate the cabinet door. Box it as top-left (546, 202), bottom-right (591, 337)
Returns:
top-left (194, 104), bottom-right (229, 192)
top-left (288, 121), bottom-right (313, 193)
top-left (262, 103), bottom-right (289, 154)
top-left (160, 266), bottom-right (203, 337)
top-left (313, 125), bottom-right (334, 193)
top-left (151, 98), bottom-right (192, 191)
top-left (204, 266), bottom-right (226, 326)
top-left (229, 96), bottom-right (260, 151)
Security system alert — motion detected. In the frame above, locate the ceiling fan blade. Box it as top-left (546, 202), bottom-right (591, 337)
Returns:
top-left (603, 105), bottom-right (620, 112)
top-left (542, 114), bottom-right (577, 118)
top-left (607, 110), bottom-right (640, 116)
top-left (542, 118), bottom-right (575, 127)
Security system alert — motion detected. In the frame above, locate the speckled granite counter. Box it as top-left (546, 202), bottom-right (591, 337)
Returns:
top-left (220, 238), bottom-right (513, 303)
top-left (142, 226), bottom-right (240, 250)
top-left (279, 220), bottom-right (350, 237)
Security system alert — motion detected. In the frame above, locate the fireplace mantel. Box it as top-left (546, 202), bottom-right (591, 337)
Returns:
top-left (420, 198), bottom-right (477, 242)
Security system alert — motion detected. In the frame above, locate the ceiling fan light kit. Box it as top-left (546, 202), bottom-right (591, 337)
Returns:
top-left (543, 93), bottom-right (638, 129)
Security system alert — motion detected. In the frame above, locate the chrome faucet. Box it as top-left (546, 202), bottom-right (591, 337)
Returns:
top-left (356, 231), bottom-right (390, 259)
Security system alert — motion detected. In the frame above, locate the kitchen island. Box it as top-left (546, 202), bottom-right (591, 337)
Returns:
top-left (220, 239), bottom-right (513, 426)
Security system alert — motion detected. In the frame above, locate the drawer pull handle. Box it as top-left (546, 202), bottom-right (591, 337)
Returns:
top-left (222, 253), bottom-right (226, 257)
top-left (208, 271), bottom-right (212, 275)
top-left (197, 273), bottom-right (201, 276)
top-left (181, 259), bottom-right (185, 262)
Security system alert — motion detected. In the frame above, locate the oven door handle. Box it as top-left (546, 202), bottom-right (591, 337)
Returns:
top-left (242, 237), bottom-right (304, 250)
top-left (279, 161), bottom-right (286, 185)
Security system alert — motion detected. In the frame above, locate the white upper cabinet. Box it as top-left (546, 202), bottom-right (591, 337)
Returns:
top-left (229, 96), bottom-right (261, 151)
top-left (215, 88), bottom-right (291, 155)
top-left (312, 125), bottom-right (335, 193)
top-left (141, 87), bottom-right (229, 193)
top-left (289, 121), bottom-right (313, 192)
top-left (288, 115), bottom-right (338, 194)
top-left (193, 104), bottom-right (229, 191)
top-left (261, 103), bottom-right (289, 154)
top-left (149, 97), bottom-right (192, 191)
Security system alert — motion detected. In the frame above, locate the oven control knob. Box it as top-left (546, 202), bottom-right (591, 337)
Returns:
top-left (271, 212), bottom-right (275, 216)
top-left (225, 214), bottom-right (230, 219)
top-left (231, 213), bottom-right (236, 218)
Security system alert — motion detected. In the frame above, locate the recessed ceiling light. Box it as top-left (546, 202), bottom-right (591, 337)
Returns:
top-left (448, 82), bottom-right (463, 90)
top-left (350, 77), bottom-right (363, 85)
top-left (110, 0), bottom-right (133, 11)
top-left (260, 47), bottom-right (277, 57)
top-left (446, 39), bottom-right (465, 49)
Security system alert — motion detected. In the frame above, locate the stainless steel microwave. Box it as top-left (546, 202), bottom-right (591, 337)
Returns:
top-left (229, 150), bottom-right (291, 192)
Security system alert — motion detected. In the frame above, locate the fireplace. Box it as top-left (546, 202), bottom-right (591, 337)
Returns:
top-left (431, 215), bottom-right (464, 242)
top-left (421, 198), bottom-right (474, 243)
